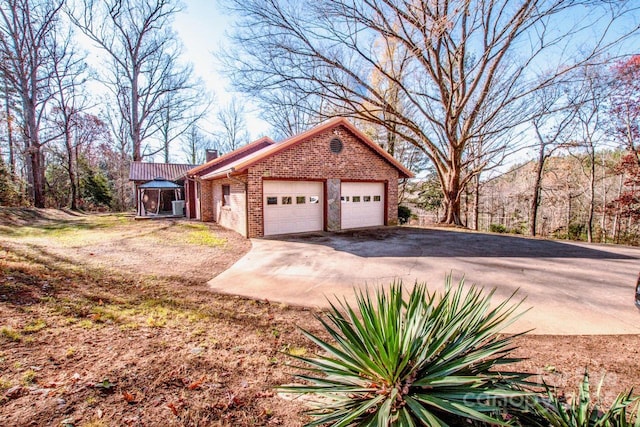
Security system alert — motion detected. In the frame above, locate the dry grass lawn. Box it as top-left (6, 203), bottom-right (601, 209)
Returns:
top-left (0, 208), bottom-right (638, 426)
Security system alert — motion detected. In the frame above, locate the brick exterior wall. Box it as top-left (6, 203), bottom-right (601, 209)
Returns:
top-left (200, 180), bottom-right (214, 222)
top-left (212, 178), bottom-right (248, 237)
top-left (245, 125), bottom-right (400, 238)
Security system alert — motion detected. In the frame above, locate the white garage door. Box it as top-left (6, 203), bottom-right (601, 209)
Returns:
top-left (341, 182), bottom-right (385, 229)
top-left (263, 181), bottom-right (323, 236)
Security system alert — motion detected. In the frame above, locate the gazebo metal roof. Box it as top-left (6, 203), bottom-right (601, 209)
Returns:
top-left (139, 177), bottom-right (181, 189)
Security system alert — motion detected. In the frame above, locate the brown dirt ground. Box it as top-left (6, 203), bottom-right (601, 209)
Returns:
top-left (0, 209), bottom-right (638, 426)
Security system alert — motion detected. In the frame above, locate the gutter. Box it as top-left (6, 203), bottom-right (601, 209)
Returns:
top-left (201, 166), bottom-right (236, 181)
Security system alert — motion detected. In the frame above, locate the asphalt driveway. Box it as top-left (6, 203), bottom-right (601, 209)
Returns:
top-left (208, 227), bottom-right (640, 335)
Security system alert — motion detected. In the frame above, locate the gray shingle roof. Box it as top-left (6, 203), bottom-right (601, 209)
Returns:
top-left (129, 162), bottom-right (199, 182)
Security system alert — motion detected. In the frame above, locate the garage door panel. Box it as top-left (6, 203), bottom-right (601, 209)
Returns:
top-left (341, 182), bottom-right (384, 229)
top-left (264, 181), bottom-right (323, 236)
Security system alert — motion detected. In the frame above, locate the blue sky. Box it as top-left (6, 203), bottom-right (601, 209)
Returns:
top-left (172, 0), bottom-right (271, 139)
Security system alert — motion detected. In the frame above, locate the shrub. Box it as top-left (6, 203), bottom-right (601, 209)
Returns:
top-left (567, 223), bottom-right (587, 241)
top-left (490, 223), bottom-right (508, 233)
top-left (398, 205), bottom-right (412, 224)
top-left (280, 278), bottom-right (533, 426)
top-left (529, 371), bottom-right (640, 427)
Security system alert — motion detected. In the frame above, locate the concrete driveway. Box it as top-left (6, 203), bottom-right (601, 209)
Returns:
top-left (208, 227), bottom-right (640, 335)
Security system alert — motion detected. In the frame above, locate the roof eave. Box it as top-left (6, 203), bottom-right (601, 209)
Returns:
top-left (187, 136), bottom-right (276, 176)
top-left (200, 167), bottom-right (242, 181)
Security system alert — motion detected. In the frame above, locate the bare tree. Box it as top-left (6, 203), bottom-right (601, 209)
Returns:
top-left (0, 0), bottom-right (65, 207)
top-left (47, 25), bottom-right (88, 210)
top-left (181, 124), bottom-right (214, 165)
top-left (260, 91), bottom-right (324, 140)
top-left (215, 99), bottom-right (249, 153)
top-left (223, 0), bottom-right (640, 225)
top-left (157, 79), bottom-right (210, 163)
top-left (69, 0), bottom-right (200, 162)
top-left (1, 68), bottom-right (19, 181)
top-left (529, 85), bottom-right (580, 236)
top-left (570, 66), bottom-right (609, 242)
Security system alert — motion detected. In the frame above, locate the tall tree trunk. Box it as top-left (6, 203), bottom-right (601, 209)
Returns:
top-left (24, 93), bottom-right (45, 208)
top-left (132, 67), bottom-right (141, 161)
top-left (600, 154), bottom-right (607, 242)
top-left (473, 173), bottom-right (480, 231)
top-left (530, 144), bottom-right (546, 237)
top-left (612, 174), bottom-right (623, 243)
top-left (64, 125), bottom-right (78, 210)
top-left (441, 167), bottom-right (463, 226)
top-left (3, 79), bottom-right (16, 180)
top-left (566, 189), bottom-right (572, 238)
top-left (586, 150), bottom-right (596, 243)
top-left (29, 149), bottom-right (45, 208)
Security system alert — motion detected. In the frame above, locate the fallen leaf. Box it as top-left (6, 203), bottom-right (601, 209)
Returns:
top-left (256, 391), bottom-right (274, 398)
top-left (122, 391), bottom-right (136, 403)
top-left (167, 402), bottom-right (178, 416)
top-left (187, 376), bottom-right (205, 390)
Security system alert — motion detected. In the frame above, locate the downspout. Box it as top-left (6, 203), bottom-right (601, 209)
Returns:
top-left (184, 174), bottom-right (199, 219)
top-left (226, 169), bottom-right (250, 238)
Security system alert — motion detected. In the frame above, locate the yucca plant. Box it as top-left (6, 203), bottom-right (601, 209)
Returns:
top-left (530, 371), bottom-right (640, 427)
top-left (279, 277), bottom-right (536, 426)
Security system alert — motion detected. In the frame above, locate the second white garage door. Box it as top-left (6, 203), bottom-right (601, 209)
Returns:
top-left (341, 182), bottom-right (385, 229)
top-left (263, 181), bottom-right (323, 236)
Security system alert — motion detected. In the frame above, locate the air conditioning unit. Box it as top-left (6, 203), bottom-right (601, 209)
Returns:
top-left (172, 200), bottom-right (185, 216)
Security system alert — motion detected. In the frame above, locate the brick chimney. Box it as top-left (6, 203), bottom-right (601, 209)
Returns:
top-left (205, 149), bottom-right (219, 162)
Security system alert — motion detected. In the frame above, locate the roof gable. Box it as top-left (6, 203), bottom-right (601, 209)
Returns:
top-left (129, 162), bottom-right (198, 182)
top-left (201, 118), bottom-right (414, 180)
top-left (188, 137), bottom-right (275, 177)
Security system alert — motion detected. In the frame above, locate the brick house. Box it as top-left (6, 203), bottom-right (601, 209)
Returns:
top-left (185, 118), bottom-right (413, 237)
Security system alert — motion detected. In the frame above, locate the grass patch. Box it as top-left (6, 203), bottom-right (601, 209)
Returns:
top-left (21, 369), bottom-right (36, 385)
top-left (50, 295), bottom-right (211, 330)
top-left (0, 214), bottom-right (133, 246)
top-left (1, 326), bottom-right (22, 342)
top-left (179, 223), bottom-right (209, 231)
top-left (285, 345), bottom-right (307, 357)
top-left (185, 230), bottom-right (227, 247)
top-left (23, 319), bottom-right (47, 333)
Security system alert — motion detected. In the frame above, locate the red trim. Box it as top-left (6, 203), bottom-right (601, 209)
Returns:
top-left (340, 179), bottom-right (387, 183)
top-left (384, 181), bottom-right (389, 225)
top-left (323, 180), bottom-right (328, 232)
top-left (219, 118), bottom-right (413, 179)
top-left (261, 177), bottom-right (326, 182)
top-left (340, 180), bottom-right (388, 226)
top-left (261, 179), bottom-right (326, 236)
top-left (188, 137), bottom-right (275, 177)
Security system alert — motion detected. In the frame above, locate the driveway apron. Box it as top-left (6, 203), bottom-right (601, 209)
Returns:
top-left (208, 227), bottom-right (640, 335)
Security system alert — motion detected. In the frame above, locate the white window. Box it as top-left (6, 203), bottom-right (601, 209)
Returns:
top-left (222, 185), bottom-right (231, 206)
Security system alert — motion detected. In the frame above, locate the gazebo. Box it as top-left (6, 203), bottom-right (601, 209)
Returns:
top-left (137, 177), bottom-right (185, 217)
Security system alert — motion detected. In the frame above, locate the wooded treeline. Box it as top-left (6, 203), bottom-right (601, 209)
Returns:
top-left (408, 150), bottom-right (639, 245)
top-left (402, 55), bottom-right (640, 245)
top-left (0, 0), bottom-right (255, 210)
top-left (1, 0), bottom-right (639, 245)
